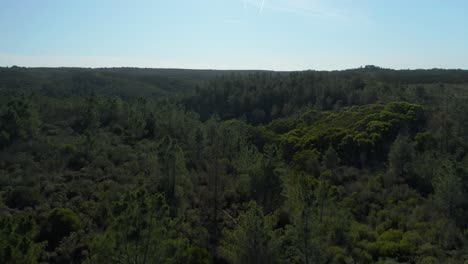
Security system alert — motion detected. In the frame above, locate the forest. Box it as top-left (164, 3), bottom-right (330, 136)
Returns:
top-left (0, 65), bottom-right (467, 264)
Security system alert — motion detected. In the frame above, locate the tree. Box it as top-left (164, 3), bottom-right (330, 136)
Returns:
top-left (0, 213), bottom-right (44, 263)
top-left (219, 202), bottom-right (281, 264)
top-left (198, 118), bottom-right (234, 255)
top-left (125, 106), bottom-right (146, 142)
top-left (282, 172), bottom-right (326, 264)
top-left (88, 189), bottom-right (208, 264)
top-left (0, 96), bottom-right (40, 147)
top-left (5, 186), bottom-right (40, 209)
top-left (101, 96), bottom-right (127, 127)
top-left (432, 161), bottom-right (465, 218)
top-left (85, 94), bottom-right (100, 130)
top-left (245, 144), bottom-right (285, 211)
top-left (387, 135), bottom-right (415, 182)
top-left (40, 208), bottom-right (81, 250)
top-left (323, 146), bottom-right (340, 170)
top-left (158, 137), bottom-right (192, 214)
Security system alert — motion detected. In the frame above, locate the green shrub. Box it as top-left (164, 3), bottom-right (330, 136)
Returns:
top-left (415, 132), bottom-right (435, 151)
top-left (400, 231), bottom-right (423, 254)
top-left (417, 256), bottom-right (439, 264)
top-left (378, 229), bottom-right (403, 243)
top-left (0, 213), bottom-right (43, 263)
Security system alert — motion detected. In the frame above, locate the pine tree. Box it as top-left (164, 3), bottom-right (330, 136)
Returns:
top-left (432, 160), bottom-right (465, 218)
top-left (88, 189), bottom-right (206, 264)
top-left (282, 172), bottom-right (325, 264)
top-left (219, 202), bottom-right (280, 264)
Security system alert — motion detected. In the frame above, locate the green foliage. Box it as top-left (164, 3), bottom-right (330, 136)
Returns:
top-left (5, 186), bottom-right (40, 209)
top-left (415, 131), bottom-right (435, 151)
top-left (292, 149), bottom-right (321, 175)
top-left (417, 256), bottom-right (439, 264)
top-left (432, 160), bottom-right (465, 218)
top-left (88, 189), bottom-right (209, 264)
top-left (269, 102), bottom-right (424, 166)
top-left (41, 208), bottom-right (81, 250)
top-left (282, 170), bottom-right (336, 264)
top-left (0, 213), bottom-right (43, 264)
top-left (219, 202), bottom-right (281, 264)
top-left (0, 68), bottom-right (467, 263)
top-left (376, 229), bottom-right (404, 257)
top-left (0, 96), bottom-right (40, 147)
top-left (387, 135), bottom-right (416, 185)
top-left (323, 146), bottom-right (340, 170)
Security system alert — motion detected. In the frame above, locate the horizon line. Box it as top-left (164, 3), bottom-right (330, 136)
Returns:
top-left (2, 65), bottom-right (468, 72)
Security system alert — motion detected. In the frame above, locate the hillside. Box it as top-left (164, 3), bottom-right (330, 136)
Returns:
top-left (0, 67), bottom-right (467, 263)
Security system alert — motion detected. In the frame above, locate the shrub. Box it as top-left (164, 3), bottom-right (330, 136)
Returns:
top-left (417, 256), bottom-right (439, 264)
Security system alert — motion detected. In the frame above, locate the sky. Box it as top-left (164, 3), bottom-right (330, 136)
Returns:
top-left (1, 0), bottom-right (468, 70)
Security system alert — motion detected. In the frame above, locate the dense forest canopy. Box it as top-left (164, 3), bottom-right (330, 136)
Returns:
top-left (0, 66), bottom-right (467, 263)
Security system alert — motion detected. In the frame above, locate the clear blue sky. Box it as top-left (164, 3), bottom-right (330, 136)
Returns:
top-left (1, 0), bottom-right (468, 70)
